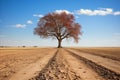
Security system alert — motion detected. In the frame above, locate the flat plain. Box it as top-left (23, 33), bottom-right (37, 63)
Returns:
top-left (0, 47), bottom-right (120, 80)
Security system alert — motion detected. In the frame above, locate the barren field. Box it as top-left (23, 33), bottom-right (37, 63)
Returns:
top-left (0, 47), bottom-right (120, 80)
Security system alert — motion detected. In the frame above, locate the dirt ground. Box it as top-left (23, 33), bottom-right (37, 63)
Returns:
top-left (0, 47), bottom-right (120, 80)
top-left (71, 47), bottom-right (120, 61)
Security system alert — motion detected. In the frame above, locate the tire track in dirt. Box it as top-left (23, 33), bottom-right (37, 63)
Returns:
top-left (8, 48), bottom-right (57, 80)
top-left (72, 48), bottom-right (120, 61)
top-left (66, 49), bottom-right (120, 80)
top-left (68, 49), bottom-right (120, 74)
top-left (63, 49), bottom-right (105, 80)
top-left (33, 49), bottom-right (81, 80)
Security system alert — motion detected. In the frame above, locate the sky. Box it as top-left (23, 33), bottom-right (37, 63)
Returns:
top-left (0, 0), bottom-right (120, 47)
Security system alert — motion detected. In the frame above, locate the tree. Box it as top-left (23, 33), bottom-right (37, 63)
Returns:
top-left (34, 11), bottom-right (82, 48)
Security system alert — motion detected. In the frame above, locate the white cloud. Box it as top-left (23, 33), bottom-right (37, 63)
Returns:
top-left (27, 20), bottom-right (33, 24)
top-left (33, 14), bottom-right (43, 17)
top-left (14, 20), bottom-right (32, 29)
top-left (55, 10), bottom-right (73, 14)
top-left (34, 8), bottom-right (120, 18)
top-left (113, 11), bottom-right (120, 15)
top-left (54, 8), bottom-right (120, 16)
top-left (15, 24), bottom-right (26, 28)
top-left (75, 8), bottom-right (120, 16)
top-left (76, 8), bottom-right (113, 16)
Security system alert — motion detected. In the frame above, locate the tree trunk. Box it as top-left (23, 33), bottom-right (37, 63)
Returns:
top-left (57, 39), bottom-right (62, 48)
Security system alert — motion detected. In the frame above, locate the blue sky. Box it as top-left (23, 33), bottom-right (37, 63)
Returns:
top-left (0, 0), bottom-right (120, 47)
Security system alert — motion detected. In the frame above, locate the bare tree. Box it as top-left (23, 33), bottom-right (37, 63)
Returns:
top-left (34, 12), bottom-right (82, 48)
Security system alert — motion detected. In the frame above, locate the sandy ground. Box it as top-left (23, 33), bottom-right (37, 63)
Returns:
top-left (0, 48), bottom-right (57, 80)
top-left (68, 49), bottom-right (120, 74)
top-left (71, 47), bottom-right (120, 61)
top-left (61, 49), bottom-right (105, 80)
top-left (0, 47), bottom-right (120, 80)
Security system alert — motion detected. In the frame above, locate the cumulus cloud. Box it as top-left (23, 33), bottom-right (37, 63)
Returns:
top-left (33, 14), bottom-right (43, 17)
top-left (27, 20), bottom-right (33, 24)
top-left (75, 8), bottom-right (120, 16)
top-left (75, 8), bottom-right (113, 16)
top-left (14, 20), bottom-right (33, 28)
top-left (55, 10), bottom-right (73, 14)
top-left (33, 8), bottom-right (120, 18)
top-left (113, 11), bottom-right (120, 15)
top-left (15, 24), bottom-right (26, 28)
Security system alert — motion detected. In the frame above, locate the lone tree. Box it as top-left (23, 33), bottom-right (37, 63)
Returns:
top-left (34, 11), bottom-right (82, 48)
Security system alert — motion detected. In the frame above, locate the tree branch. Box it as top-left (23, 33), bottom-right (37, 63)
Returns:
top-left (61, 33), bottom-right (70, 40)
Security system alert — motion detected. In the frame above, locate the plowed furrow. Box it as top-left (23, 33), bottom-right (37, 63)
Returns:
top-left (73, 49), bottom-right (120, 61)
top-left (63, 49), bottom-right (105, 80)
top-left (33, 49), bottom-right (81, 80)
top-left (66, 49), bottom-right (120, 80)
top-left (9, 49), bottom-right (57, 80)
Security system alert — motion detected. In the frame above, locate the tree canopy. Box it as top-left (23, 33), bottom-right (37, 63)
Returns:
top-left (34, 11), bottom-right (82, 48)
